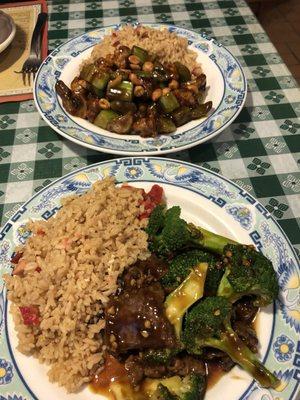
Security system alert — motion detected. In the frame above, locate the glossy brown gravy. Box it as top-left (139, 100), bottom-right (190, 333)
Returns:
top-left (90, 361), bottom-right (226, 399)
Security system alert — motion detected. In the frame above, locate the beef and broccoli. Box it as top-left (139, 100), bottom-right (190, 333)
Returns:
top-left (92, 204), bottom-right (280, 399)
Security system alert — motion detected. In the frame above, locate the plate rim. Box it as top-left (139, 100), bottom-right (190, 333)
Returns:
top-left (33, 23), bottom-right (247, 156)
top-left (1, 157), bottom-right (299, 400)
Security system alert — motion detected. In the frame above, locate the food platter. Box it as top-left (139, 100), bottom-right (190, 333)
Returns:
top-left (0, 11), bottom-right (16, 54)
top-left (0, 157), bottom-right (299, 400)
top-left (34, 24), bottom-right (247, 155)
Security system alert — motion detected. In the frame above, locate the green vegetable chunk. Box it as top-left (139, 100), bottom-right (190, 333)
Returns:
top-left (217, 244), bottom-right (279, 306)
top-left (182, 297), bottom-right (280, 389)
top-left (144, 374), bottom-right (206, 400)
top-left (175, 62), bottom-right (191, 82)
top-left (92, 72), bottom-right (110, 90)
top-left (165, 262), bottom-right (208, 339)
top-left (190, 102), bottom-right (212, 120)
top-left (157, 117), bottom-right (177, 134)
top-left (172, 107), bottom-right (192, 127)
top-left (143, 348), bottom-right (179, 365)
top-left (132, 45), bottom-right (149, 63)
top-left (93, 110), bottom-right (119, 129)
top-left (107, 80), bottom-right (133, 102)
top-left (159, 93), bottom-right (180, 113)
top-left (80, 64), bottom-right (97, 82)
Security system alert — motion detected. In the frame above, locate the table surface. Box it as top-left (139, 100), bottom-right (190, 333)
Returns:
top-left (0, 0), bottom-right (299, 254)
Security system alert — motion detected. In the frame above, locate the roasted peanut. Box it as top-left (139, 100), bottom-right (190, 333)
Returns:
top-left (99, 98), bottom-right (110, 109)
top-left (162, 87), bottom-right (171, 95)
top-left (142, 61), bottom-right (154, 72)
top-left (109, 75), bottom-right (122, 88)
top-left (168, 79), bottom-right (179, 90)
top-left (134, 85), bottom-right (145, 97)
top-left (130, 63), bottom-right (141, 70)
top-left (128, 55), bottom-right (140, 65)
top-left (129, 73), bottom-right (142, 86)
top-left (151, 88), bottom-right (162, 101)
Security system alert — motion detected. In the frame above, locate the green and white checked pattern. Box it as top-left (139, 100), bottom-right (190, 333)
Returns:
top-left (0, 0), bottom-right (299, 253)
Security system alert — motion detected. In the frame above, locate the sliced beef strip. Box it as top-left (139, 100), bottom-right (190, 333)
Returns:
top-left (122, 254), bottom-right (168, 290)
top-left (105, 283), bottom-right (176, 354)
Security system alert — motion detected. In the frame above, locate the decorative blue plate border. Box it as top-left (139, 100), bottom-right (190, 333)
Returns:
top-left (0, 158), bottom-right (299, 400)
top-left (34, 24), bottom-right (247, 155)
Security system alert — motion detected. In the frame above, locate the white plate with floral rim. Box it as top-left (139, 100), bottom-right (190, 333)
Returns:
top-left (34, 24), bottom-right (247, 156)
top-left (0, 157), bottom-right (299, 400)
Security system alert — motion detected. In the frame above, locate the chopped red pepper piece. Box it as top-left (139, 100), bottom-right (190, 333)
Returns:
top-left (37, 228), bottom-right (45, 236)
top-left (19, 306), bottom-right (40, 326)
top-left (11, 252), bottom-right (23, 264)
top-left (139, 184), bottom-right (164, 219)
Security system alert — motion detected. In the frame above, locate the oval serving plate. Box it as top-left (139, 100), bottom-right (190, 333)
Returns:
top-left (34, 24), bottom-right (247, 155)
top-left (0, 157), bottom-right (299, 400)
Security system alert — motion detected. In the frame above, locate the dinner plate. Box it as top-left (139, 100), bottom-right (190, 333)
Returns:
top-left (34, 24), bottom-right (247, 155)
top-left (0, 157), bottom-right (299, 400)
top-left (0, 11), bottom-right (16, 54)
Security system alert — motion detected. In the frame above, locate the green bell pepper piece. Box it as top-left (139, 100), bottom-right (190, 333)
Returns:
top-left (174, 62), bottom-right (191, 82)
top-left (157, 117), bottom-right (176, 134)
top-left (190, 101), bottom-right (213, 119)
top-left (172, 106), bottom-right (192, 126)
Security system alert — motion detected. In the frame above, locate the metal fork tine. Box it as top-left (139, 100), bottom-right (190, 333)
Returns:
top-left (28, 69), bottom-right (31, 86)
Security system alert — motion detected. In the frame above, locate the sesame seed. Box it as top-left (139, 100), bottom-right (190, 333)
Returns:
top-left (141, 330), bottom-right (149, 338)
top-left (214, 309), bottom-right (221, 316)
top-left (110, 334), bottom-right (116, 343)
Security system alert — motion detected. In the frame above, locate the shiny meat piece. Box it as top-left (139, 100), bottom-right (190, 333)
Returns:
top-left (232, 297), bottom-right (258, 323)
top-left (105, 283), bottom-right (176, 354)
top-left (86, 97), bottom-right (101, 122)
top-left (173, 88), bottom-right (197, 107)
top-left (168, 356), bottom-right (205, 376)
top-left (55, 80), bottom-right (87, 118)
top-left (133, 109), bottom-right (157, 137)
top-left (122, 254), bottom-right (168, 290)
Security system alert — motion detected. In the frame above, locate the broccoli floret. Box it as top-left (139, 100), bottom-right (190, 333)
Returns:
top-left (146, 374), bottom-right (206, 400)
top-left (155, 384), bottom-right (178, 400)
top-left (161, 250), bottom-right (223, 296)
top-left (146, 204), bottom-right (166, 237)
top-left (217, 244), bottom-right (279, 306)
top-left (164, 262), bottom-right (208, 338)
top-left (182, 297), bottom-right (279, 389)
top-left (143, 348), bottom-right (180, 365)
top-left (147, 206), bottom-right (236, 257)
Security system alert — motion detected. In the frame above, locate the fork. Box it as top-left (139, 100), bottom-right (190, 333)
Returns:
top-left (15, 12), bottom-right (47, 86)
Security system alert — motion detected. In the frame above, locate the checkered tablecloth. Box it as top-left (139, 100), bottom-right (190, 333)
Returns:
top-left (0, 0), bottom-right (299, 253)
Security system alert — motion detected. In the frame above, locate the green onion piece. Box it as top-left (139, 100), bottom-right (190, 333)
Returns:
top-left (80, 64), bottom-right (97, 82)
top-left (159, 92), bottom-right (180, 113)
top-left (93, 110), bottom-right (119, 129)
top-left (174, 62), bottom-right (191, 82)
top-left (92, 72), bottom-right (110, 90)
top-left (132, 45), bottom-right (148, 63)
top-left (190, 101), bottom-right (213, 119)
top-left (172, 106), bottom-right (192, 126)
top-left (157, 117), bottom-right (176, 134)
top-left (107, 80), bottom-right (133, 102)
